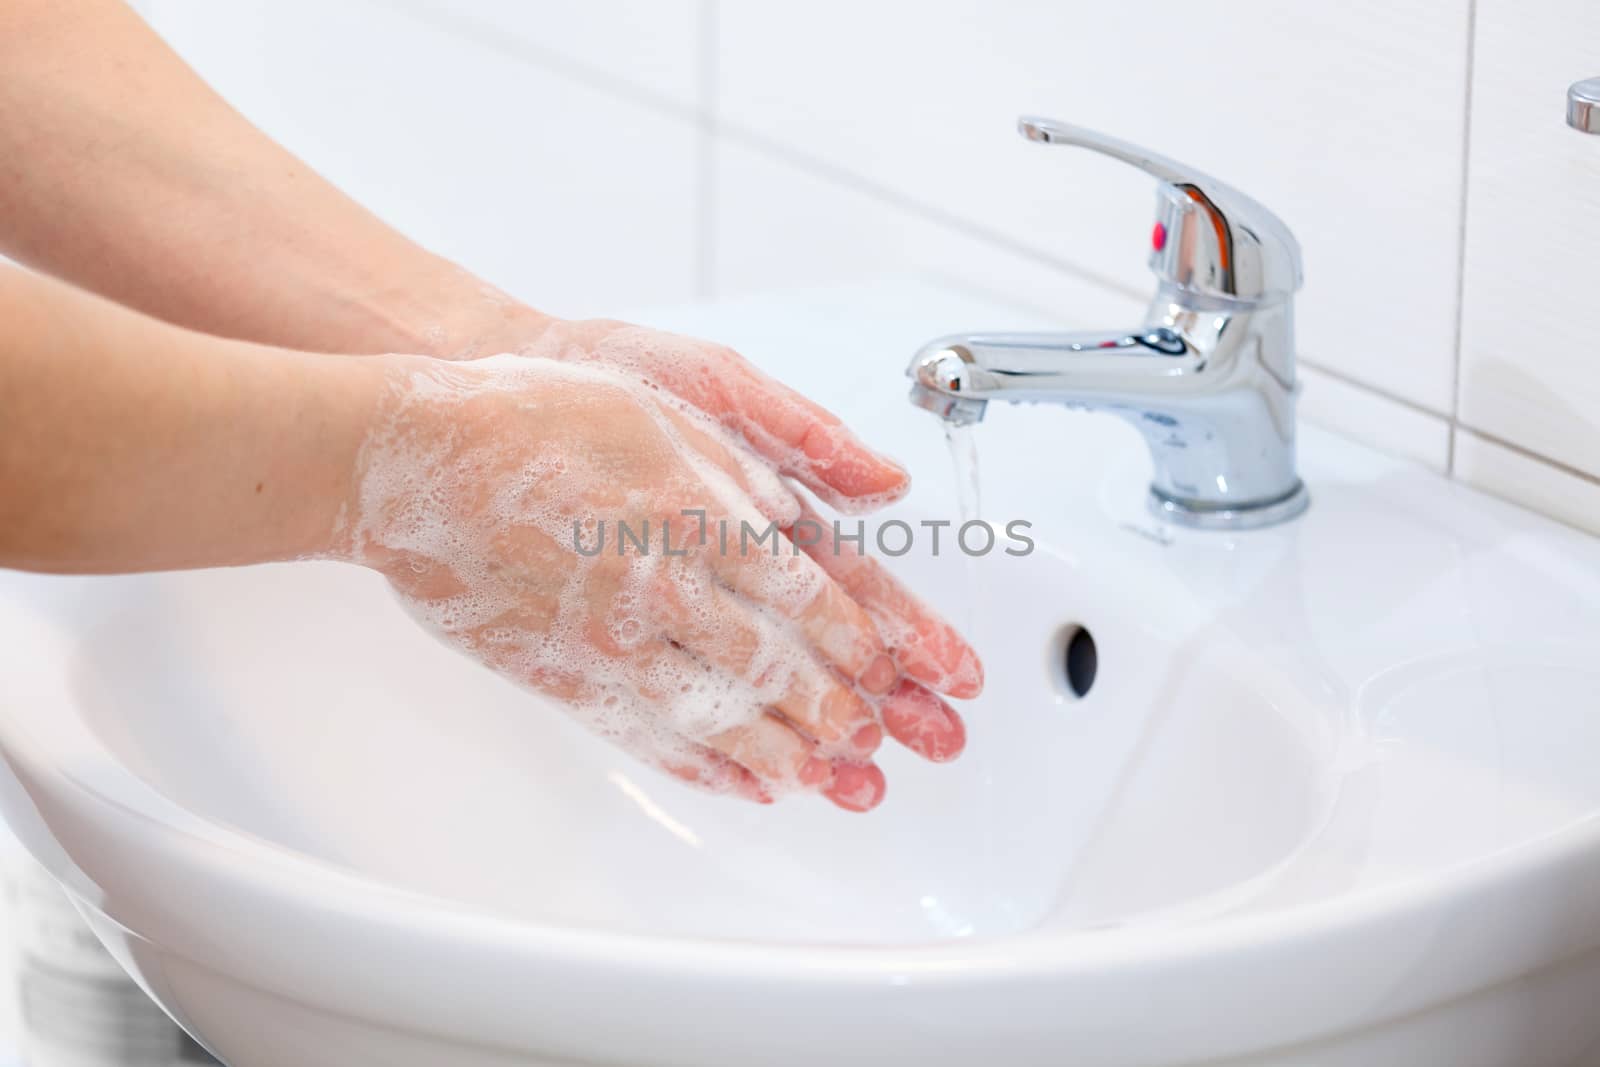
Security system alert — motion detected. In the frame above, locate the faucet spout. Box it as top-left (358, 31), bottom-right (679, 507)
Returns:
top-left (906, 296), bottom-right (1308, 530)
top-left (909, 325), bottom-right (1204, 413)
top-left (905, 116), bottom-right (1312, 531)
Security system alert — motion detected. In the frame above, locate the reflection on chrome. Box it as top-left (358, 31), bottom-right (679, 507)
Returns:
top-left (908, 116), bottom-right (1310, 531)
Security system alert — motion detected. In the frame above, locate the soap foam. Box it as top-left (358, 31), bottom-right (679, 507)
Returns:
top-left (513, 322), bottom-right (909, 515)
top-left (335, 355), bottom-right (854, 797)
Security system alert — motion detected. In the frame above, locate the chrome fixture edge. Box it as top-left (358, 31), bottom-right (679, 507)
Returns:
top-left (908, 116), bottom-right (1309, 531)
top-left (1570, 78), bottom-right (1600, 134)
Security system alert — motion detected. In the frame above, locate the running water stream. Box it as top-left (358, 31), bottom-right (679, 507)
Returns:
top-left (943, 423), bottom-right (1002, 924)
top-left (944, 423), bottom-right (982, 527)
top-left (944, 424), bottom-right (983, 637)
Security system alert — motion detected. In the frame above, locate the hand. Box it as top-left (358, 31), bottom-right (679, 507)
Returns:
top-left (337, 354), bottom-right (980, 812)
top-left (453, 315), bottom-right (914, 517)
top-left (480, 314), bottom-right (987, 769)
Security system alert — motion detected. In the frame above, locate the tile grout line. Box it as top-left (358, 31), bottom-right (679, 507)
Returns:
top-left (711, 120), bottom-right (1148, 304)
top-left (384, 0), bottom-right (1146, 308)
top-left (1446, 0), bottom-right (1480, 475)
top-left (694, 0), bottom-right (719, 300)
top-left (384, 0), bottom-right (701, 121)
top-left (1455, 426), bottom-right (1600, 489)
top-left (1296, 356), bottom-right (1453, 423)
top-left (389, 0), bottom-right (1599, 502)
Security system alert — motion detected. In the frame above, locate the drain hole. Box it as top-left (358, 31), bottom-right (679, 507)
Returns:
top-left (1050, 624), bottom-right (1098, 699)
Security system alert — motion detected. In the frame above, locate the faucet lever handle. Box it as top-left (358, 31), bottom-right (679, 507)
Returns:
top-left (1019, 116), bottom-right (1302, 304)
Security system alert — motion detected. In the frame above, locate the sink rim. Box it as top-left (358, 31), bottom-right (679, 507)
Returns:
top-left (10, 562), bottom-right (1600, 1067)
top-left (6, 615), bottom-right (1600, 987)
top-left (8, 278), bottom-right (1600, 1061)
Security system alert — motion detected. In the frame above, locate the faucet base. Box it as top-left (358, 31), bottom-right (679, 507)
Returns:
top-left (1149, 482), bottom-right (1310, 531)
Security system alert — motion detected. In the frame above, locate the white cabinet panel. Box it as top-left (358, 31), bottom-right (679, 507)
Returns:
top-left (146, 0), bottom-right (699, 317)
top-left (1458, 1), bottom-right (1600, 481)
top-left (386, 0), bottom-right (704, 111)
top-left (718, 1), bottom-right (1471, 413)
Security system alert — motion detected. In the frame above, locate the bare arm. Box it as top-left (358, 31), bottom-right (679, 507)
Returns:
top-left (0, 263), bottom-right (976, 809)
top-left (0, 0), bottom-right (912, 507)
top-left (0, 1), bottom-right (980, 803)
top-left (0, 0), bottom-right (535, 357)
top-left (0, 263), bottom-right (378, 572)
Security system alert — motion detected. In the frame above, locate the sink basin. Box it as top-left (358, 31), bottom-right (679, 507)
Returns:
top-left (5, 280), bottom-right (1600, 1066)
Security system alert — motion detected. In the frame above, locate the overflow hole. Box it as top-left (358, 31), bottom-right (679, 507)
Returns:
top-left (1051, 624), bottom-right (1098, 699)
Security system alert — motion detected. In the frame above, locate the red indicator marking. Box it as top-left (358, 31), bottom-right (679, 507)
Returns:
top-left (1152, 221), bottom-right (1168, 251)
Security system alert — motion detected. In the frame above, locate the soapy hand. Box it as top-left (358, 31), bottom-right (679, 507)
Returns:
top-left (336, 354), bottom-right (981, 812)
top-left (458, 316), bottom-right (915, 516)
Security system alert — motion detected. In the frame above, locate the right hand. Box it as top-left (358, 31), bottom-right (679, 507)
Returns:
top-left (335, 354), bottom-right (979, 812)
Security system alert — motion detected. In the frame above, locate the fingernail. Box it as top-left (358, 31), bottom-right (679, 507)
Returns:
top-left (861, 654), bottom-right (898, 695)
top-left (825, 762), bottom-right (887, 813)
top-left (799, 755), bottom-right (833, 788)
top-left (950, 645), bottom-right (985, 698)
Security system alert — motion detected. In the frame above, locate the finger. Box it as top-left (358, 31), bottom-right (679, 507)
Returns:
top-left (658, 403), bottom-right (801, 527)
top-left (704, 710), bottom-right (832, 793)
top-left (636, 616), bottom-right (889, 812)
top-left (714, 366), bottom-right (911, 515)
top-left (478, 624), bottom-right (764, 785)
top-left (687, 529), bottom-right (900, 697)
top-left (623, 630), bottom-right (865, 803)
top-left (559, 635), bottom-right (820, 802)
top-left (651, 743), bottom-right (773, 805)
top-left (655, 568), bottom-right (884, 754)
top-left (775, 654), bottom-right (889, 756)
top-left (706, 717), bottom-right (887, 813)
top-left (825, 761), bottom-right (888, 813)
top-left (787, 500), bottom-right (984, 699)
top-left (496, 592), bottom-right (885, 810)
top-left (595, 327), bottom-right (910, 511)
top-left (880, 679), bottom-right (966, 763)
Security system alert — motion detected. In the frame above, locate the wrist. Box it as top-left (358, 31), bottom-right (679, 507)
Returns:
top-left (323, 352), bottom-right (504, 591)
top-left (273, 349), bottom-right (403, 565)
top-left (366, 256), bottom-right (556, 360)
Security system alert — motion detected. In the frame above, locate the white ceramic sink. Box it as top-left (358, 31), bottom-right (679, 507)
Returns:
top-left (5, 281), bottom-right (1600, 1066)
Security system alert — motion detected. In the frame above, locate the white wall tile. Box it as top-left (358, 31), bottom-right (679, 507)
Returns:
top-left (712, 142), bottom-right (1144, 328)
top-left (1298, 367), bottom-right (1452, 474)
top-left (1458, 0), bottom-right (1600, 481)
top-left (1455, 432), bottom-right (1600, 538)
top-left (131, 0), bottom-right (1600, 545)
top-left (145, 0), bottom-right (699, 318)
top-left (384, 0), bottom-right (704, 113)
top-left (717, 1), bottom-right (1471, 413)
top-left (715, 144), bottom-right (1460, 479)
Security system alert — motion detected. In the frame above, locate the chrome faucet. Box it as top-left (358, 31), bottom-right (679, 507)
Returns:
top-left (908, 116), bottom-right (1310, 530)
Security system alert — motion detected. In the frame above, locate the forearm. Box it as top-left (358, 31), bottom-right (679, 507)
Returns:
top-left (0, 264), bottom-right (381, 573)
top-left (0, 0), bottom-right (543, 357)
